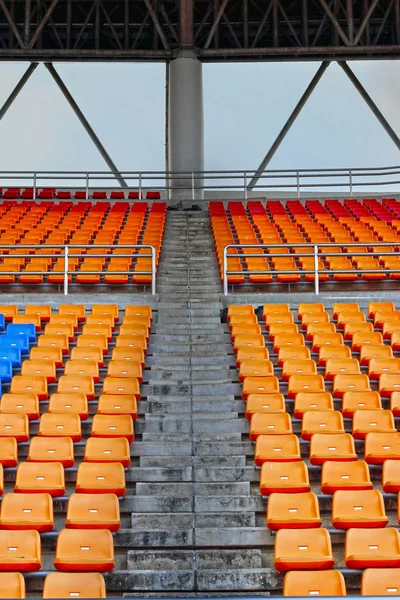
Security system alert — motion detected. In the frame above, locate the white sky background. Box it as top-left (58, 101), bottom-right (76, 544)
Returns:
top-left (0, 60), bottom-right (398, 188)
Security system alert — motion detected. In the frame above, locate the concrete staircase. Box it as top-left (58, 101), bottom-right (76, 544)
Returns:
top-left (126, 210), bottom-right (276, 596)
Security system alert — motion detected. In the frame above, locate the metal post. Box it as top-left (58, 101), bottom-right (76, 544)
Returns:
top-left (151, 245), bottom-right (156, 295)
top-left (0, 63), bottom-right (38, 123)
top-left (191, 172), bottom-right (195, 201)
top-left (85, 173), bottom-right (89, 199)
top-left (349, 169), bottom-right (353, 196)
top-left (296, 171), bottom-right (300, 198)
top-left (244, 171), bottom-right (248, 200)
top-left (45, 63), bottom-right (128, 188)
top-left (139, 173), bottom-right (142, 199)
top-left (314, 244), bottom-right (319, 295)
top-left (223, 246), bottom-right (228, 295)
top-left (33, 172), bottom-right (37, 200)
top-left (63, 246), bottom-right (69, 296)
top-left (248, 62), bottom-right (329, 191)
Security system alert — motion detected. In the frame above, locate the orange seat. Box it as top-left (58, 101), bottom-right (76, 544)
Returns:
top-left (344, 321), bottom-right (374, 340)
top-left (245, 394), bottom-right (285, 419)
top-left (325, 358), bottom-right (360, 380)
top-left (342, 391), bottom-right (382, 417)
top-left (0, 530), bottom-right (41, 571)
top-left (318, 345), bottom-right (351, 366)
top-left (306, 322), bottom-right (336, 341)
top-left (54, 528), bottom-right (114, 572)
top-left (0, 572), bottom-right (25, 598)
top-left (260, 461), bottom-right (310, 495)
top-left (283, 570), bottom-right (346, 597)
top-left (58, 304), bottom-right (86, 322)
top-left (332, 374), bottom-right (370, 398)
top-left (337, 311), bottom-right (365, 329)
top-left (76, 462), bottom-right (126, 496)
top-left (97, 395), bottom-right (138, 419)
top-left (48, 393), bottom-right (89, 420)
top-left (125, 304), bottom-right (152, 321)
top-left (312, 333), bottom-right (344, 352)
top-left (301, 410), bottom-right (345, 440)
top-left (92, 304), bottom-right (119, 322)
top-left (37, 334), bottom-right (69, 355)
top-left (43, 572), bottom-right (106, 599)
top-left (379, 373), bottom-right (400, 397)
top-left (21, 359), bottom-right (56, 383)
top-left (374, 310), bottom-right (400, 328)
top-left (57, 375), bottom-right (95, 400)
top-left (236, 346), bottom-right (269, 367)
top-left (27, 436), bottom-right (74, 468)
top-left (249, 413), bottom-right (292, 440)
top-left (273, 334), bottom-right (306, 353)
top-left (76, 334), bottom-right (108, 355)
top-left (0, 492), bottom-right (53, 532)
top-left (228, 305), bottom-right (255, 321)
top-left (382, 460), bottom-right (400, 493)
top-left (10, 375), bottom-right (47, 400)
top-left (277, 346), bottom-right (310, 366)
top-left (391, 391), bottom-right (400, 416)
top-left (360, 344), bottom-right (393, 366)
top-left (115, 334), bottom-right (147, 354)
top-left (332, 303), bottom-right (360, 319)
top-left (310, 433), bottom-right (357, 466)
top-left (44, 323), bottom-right (74, 342)
top-left (91, 414), bottom-right (134, 443)
top-left (268, 324), bottom-right (298, 340)
top-left (0, 438), bottom-right (17, 467)
top-left (274, 528), bottom-right (334, 572)
top-left (265, 313), bottom-right (294, 330)
top-left (332, 489), bottom-right (388, 529)
top-left (0, 393), bottom-right (39, 420)
top-left (267, 491), bottom-right (321, 530)
top-left (242, 376), bottom-right (279, 399)
top-left (84, 437), bottom-right (130, 467)
top-left (230, 323), bottom-right (261, 339)
top-left (298, 303), bottom-right (325, 318)
top-left (353, 409), bottom-right (395, 439)
top-left (30, 346), bottom-right (63, 368)
top-left (369, 301), bottom-right (396, 318)
top-left (107, 360), bottom-right (143, 383)
top-left (262, 304), bottom-right (290, 319)
top-left (233, 334), bottom-right (265, 353)
top-left (369, 357), bottom-right (400, 379)
top-left (14, 461), bottom-right (65, 496)
top-left (0, 305), bottom-right (18, 321)
top-left (24, 305), bottom-right (52, 322)
top-left (321, 460), bottom-right (372, 494)
top-left (287, 374), bottom-right (325, 398)
top-left (12, 314), bottom-right (41, 331)
top-left (38, 413), bottom-right (82, 442)
top-left (352, 331), bottom-right (383, 352)
top-left (361, 567), bottom-right (400, 596)
top-left (364, 432), bottom-right (400, 464)
top-left (82, 324), bottom-right (112, 342)
top-left (86, 314), bottom-right (115, 329)
top-left (0, 414), bottom-right (28, 442)
top-left (49, 314), bottom-right (79, 331)
top-left (64, 360), bottom-right (100, 382)
top-left (293, 392), bottom-right (334, 418)
top-left (281, 359), bottom-right (317, 381)
top-left (71, 346), bottom-right (104, 367)
top-left (66, 493), bottom-right (120, 531)
top-left (254, 434), bottom-right (301, 466)
top-left (345, 527), bottom-right (400, 568)
top-left (102, 376), bottom-right (140, 399)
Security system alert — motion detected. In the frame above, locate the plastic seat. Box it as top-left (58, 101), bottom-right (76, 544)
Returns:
top-left (342, 391), bottom-right (382, 417)
top-left (391, 391), bottom-right (400, 416)
top-left (383, 320), bottom-right (400, 340)
top-left (0, 438), bottom-right (17, 467)
top-left (265, 313), bottom-right (294, 330)
top-left (283, 570), bottom-right (346, 597)
top-left (66, 493), bottom-right (120, 531)
top-left (54, 528), bottom-right (114, 572)
top-left (293, 392), bottom-right (334, 418)
top-left (369, 301), bottom-right (396, 318)
top-left (245, 393), bottom-right (285, 419)
top-left (0, 414), bottom-right (28, 442)
top-left (382, 460), bottom-right (400, 493)
top-left (48, 393), bottom-right (88, 420)
top-left (71, 346), bottom-right (104, 367)
top-left (24, 305), bottom-right (51, 322)
top-left (379, 373), bottom-right (400, 397)
top-left (277, 346), bottom-right (310, 366)
top-left (273, 334), bottom-right (305, 353)
top-left (0, 393), bottom-right (39, 420)
top-left (260, 461), bottom-right (310, 495)
top-left (364, 432), bottom-right (400, 464)
top-left (353, 409), bottom-right (395, 439)
top-left (76, 462), bottom-right (126, 495)
top-left (59, 304), bottom-right (86, 322)
top-left (374, 311), bottom-right (400, 328)
top-left (92, 304), bottom-right (119, 322)
top-left (0, 492), bottom-right (53, 532)
top-left (242, 376), bottom-right (279, 399)
top-left (6, 323), bottom-right (36, 343)
top-left (361, 568), bottom-right (400, 596)
top-left (125, 304), bottom-right (152, 321)
top-left (321, 460), bottom-right (372, 494)
top-left (27, 436), bottom-right (74, 468)
top-left (301, 410), bottom-right (345, 440)
top-left (102, 376), bottom-right (140, 400)
top-left (64, 360), bottom-right (99, 382)
top-left (228, 305), bottom-right (255, 321)
top-left (236, 346), bottom-right (269, 366)
top-left (21, 359), bottom-right (56, 383)
top-left (37, 334), bottom-right (69, 355)
top-left (332, 374), bottom-right (370, 398)
top-left (267, 491), bottom-right (321, 530)
top-left (107, 360), bottom-right (143, 383)
top-left (82, 324), bottom-right (112, 342)
top-left (10, 375), bottom-right (47, 400)
top-left (324, 358), bottom-right (360, 381)
top-left (44, 323), bottom-right (74, 342)
top-left (311, 333), bottom-right (344, 352)
top-left (369, 357), bottom-right (400, 379)
top-left (43, 572), bottom-right (106, 599)
top-left (298, 303), bottom-right (325, 318)
top-left (360, 344), bottom-right (393, 366)
top-left (230, 323), bottom-right (261, 339)
top-left (38, 413), bottom-right (82, 442)
top-left (0, 572), bottom-right (25, 598)
top-left (287, 374), bottom-right (325, 398)
top-left (0, 530), bottom-right (41, 571)
top-left (352, 331), bottom-right (383, 351)
top-left (344, 321), bottom-right (374, 340)
top-left (332, 489), bottom-right (388, 529)
top-left (249, 413), bottom-right (292, 440)
top-left (76, 334), bottom-right (108, 355)
top-left (318, 345), bottom-right (351, 366)
top-left (274, 528), bottom-right (334, 572)
top-left (14, 461), bottom-right (65, 496)
top-left (84, 437), bottom-right (130, 467)
top-left (281, 359), bottom-right (317, 381)
top-left (97, 394), bottom-right (138, 419)
top-left (0, 347), bottom-right (21, 368)
top-left (57, 375), bottom-right (94, 400)
top-left (306, 323), bottom-right (336, 341)
top-left (310, 433), bottom-right (357, 466)
top-left (262, 304), bottom-right (290, 319)
top-left (301, 313), bottom-right (330, 330)
top-left (332, 303), bottom-right (360, 319)
top-left (91, 414), bottom-right (134, 443)
top-left (0, 305), bottom-right (18, 321)
top-left (86, 314), bottom-right (115, 329)
top-left (30, 346), bottom-right (63, 368)
top-left (254, 434), bottom-right (301, 466)
top-left (268, 324), bottom-right (299, 340)
top-left (345, 527), bottom-right (400, 568)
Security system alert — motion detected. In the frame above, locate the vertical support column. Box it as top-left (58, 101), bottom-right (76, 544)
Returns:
top-left (167, 50), bottom-right (204, 201)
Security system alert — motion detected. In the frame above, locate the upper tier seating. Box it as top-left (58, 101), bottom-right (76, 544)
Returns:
top-left (229, 301), bottom-right (400, 596)
top-left (211, 199), bottom-right (400, 287)
top-left (0, 198), bottom-right (166, 288)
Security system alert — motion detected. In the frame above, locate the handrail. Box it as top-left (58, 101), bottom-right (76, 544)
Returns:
top-left (223, 242), bottom-right (400, 295)
top-left (0, 244), bottom-right (157, 296)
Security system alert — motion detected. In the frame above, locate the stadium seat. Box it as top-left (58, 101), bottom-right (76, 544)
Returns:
top-left (38, 413), bottom-right (82, 442)
top-left (293, 392), bottom-right (334, 418)
top-left (59, 304), bottom-right (86, 322)
top-left (287, 374), bottom-right (325, 398)
top-left (283, 570), bottom-right (346, 597)
top-left (301, 410), bottom-right (345, 440)
top-left (267, 492), bottom-right (321, 529)
top-left (274, 528), bottom-right (334, 572)
top-left (0, 492), bottom-right (54, 532)
top-left (0, 530), bottom-right (41, 571)
top-left (57, 375), bottom-right (94, 400)
top-left (364, 432), bottom-right (400, 464)
top-left (54, 528), bottom-right (114, 571)
top-left (97, 394), bottom-right (138, 419)
top-left (277, 346), bottom-right (310, 365)
top-left (30, 346), bottom-right (63, 368)
top-left (0, 393), bottom-right (39, 420)
top-left (38, 334), bottom-right (69, 355)
top-left (91, 414), bottom-right (134, 443)
top-left (14, 461), bottom-right (65, 496)
top-left (27, 436), bottom-right (74, 468)
top-left (342, 390), bottom-right (382, 417)
top-left (254, 434), bottom-right (301, 466)
top-left (281, 359), bottom-right (317, 381)
top-left (361, 568), bottom-right (400, 596)
top-left (42, 572), bottom-right (106, 599)
top-left (332, 489), bottom-right (388, 528)
top-left (10, 375), bottom-right (47, 400)
top-left (382, 460), bottom-right (400, 493)
top-left (66, 493), bottom-right (120, 531)
top-left (245, 393), bottom-right (285, 419)
top-left (345, 527), bottom-right (400, 568)
top-left (352, 409), bottom-right (396, 439)
top-left (0, 572), bottom-right (25, 598)
top-left (310, 433), bottom-right (357, 465)
top-left (260, 461), bottom-right (310, 496)
top-left (84, 437), bottom-right (130, 467)
top-left (321, 460), bottom-right (372, 494)
top-left (242, 376), bottom-right (280, 399)
top-left (332, 374), bottom-right (370, 398)
top-left (249, 413), bottom-right (292, 440)
top-left (75, 461), bottom-right (126, 495)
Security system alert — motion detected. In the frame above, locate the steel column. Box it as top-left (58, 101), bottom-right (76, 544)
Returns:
top-left (248, 62), bottom-right (329, 191)
top-left (44, 62), bottom-right (128, 188)
top-left (0, 62), bottom-right (38, 122)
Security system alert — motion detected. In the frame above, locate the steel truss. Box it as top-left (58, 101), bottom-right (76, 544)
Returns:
top-left (0, 0), bottom-right (397, 61)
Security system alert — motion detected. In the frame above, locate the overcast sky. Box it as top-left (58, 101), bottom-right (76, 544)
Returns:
top-left (0, 60), bottom-right (398, 185)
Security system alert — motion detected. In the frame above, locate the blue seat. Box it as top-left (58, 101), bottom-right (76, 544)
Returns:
top-left (0, 315), bottom-right (5, 333)
top-left (0, 360), bottom-right (12, 384)
top-left (6, 323), bottom-right (36, 343)
top-left (0, 334), bottom-right (29, 356)
top-left (0, 347), bottom-right (21, 368)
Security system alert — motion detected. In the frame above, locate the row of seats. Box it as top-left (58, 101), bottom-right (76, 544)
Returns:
top-left (0, 303), bottom-right (151, 597)
top-left (211, 200), bottom-right (400, 285)
top-left (0, 189), bottom-right (161, 200)
top-left (229, 301), bottom-right (400, 596)
top-left (0, 571), bottom-right (106, 598)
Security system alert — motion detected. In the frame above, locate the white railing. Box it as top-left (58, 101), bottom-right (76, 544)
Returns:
top-left (0, 244), bottom-right (157, 295)
top-left (0, 166), bottom-right (400, 197)
top-left (223, 243), bottom-right (400, 295)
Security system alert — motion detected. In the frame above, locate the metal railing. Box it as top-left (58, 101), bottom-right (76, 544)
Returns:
top-left (223, 243), bottom-right (400, 295)
top-left (0, 166), bottom-right (400, 197)
top-left (0, 244), bottom-right (157, 295)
